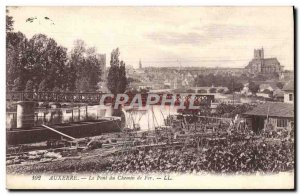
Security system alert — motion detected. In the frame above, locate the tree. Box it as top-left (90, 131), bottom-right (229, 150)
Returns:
top-left (6, 9), bottom-right (14, 32)
top-left (85, 47), bottom-right (102, 91)
top-left (233, 82), bottom-right (244, 92)
top-left (107, 48), bottom-right (128, 95)
top-left (27, 34), bottom-right (68, 91)
top-left (107, 48), bottom-right (128, 116)
top-left (194, 74), bottom-right (246, 92)
top-left (75, 77), bottom-right (90, 92)
top-left (12, 78), bottom-right (22, 91)
top-left (6, 20), bottom-right (104, 93)
top-left (216, 103), bottom-right (235, 116)
top-left (7, 32), bottom-right (69, 92)
top-left (262, 89), bottom-right (272, 94)
top-left (6, 32), bottom-right (28, 89)
top-left (276, 82), bottom-right (284, 89)
top-left (69, 40), bottom-right (102, 92)
top-left (53, 86), bottom-right (61, 93)
top-left (248, 81), bottom-right (259, 95)
top-left (118, 61), bottom-right (127, 93)
top-left (107, 48), bottom-right (120, 95)
top-left (38, 79), bottom-right (47, 92)
top-left (194, 75), bottom-right (208, 87)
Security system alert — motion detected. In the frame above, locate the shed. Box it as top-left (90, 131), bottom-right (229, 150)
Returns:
top-left (243, 102), bottom-right (294, 133)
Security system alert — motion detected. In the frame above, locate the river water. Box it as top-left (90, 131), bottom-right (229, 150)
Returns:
top-left (6, 105), bottom-right (179, 130)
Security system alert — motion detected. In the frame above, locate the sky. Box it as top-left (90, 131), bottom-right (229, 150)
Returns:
top-left (8, 6), bottom-right (294, 70)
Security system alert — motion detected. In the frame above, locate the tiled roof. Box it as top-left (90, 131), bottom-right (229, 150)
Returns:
top-left (282, 80), bottom-right (294, 91)
top-left (244, 102), bottom-right (294, 118)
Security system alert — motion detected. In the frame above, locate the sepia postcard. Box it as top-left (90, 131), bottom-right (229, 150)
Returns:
top-left (6, 6), bottom-right (295, 190)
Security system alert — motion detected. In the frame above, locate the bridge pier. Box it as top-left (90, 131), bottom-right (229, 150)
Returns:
top-left (16, 101), bottom-right (35, 129)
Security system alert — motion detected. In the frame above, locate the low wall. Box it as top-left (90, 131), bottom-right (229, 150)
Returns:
top-left (7, 119), bottom-right (121, 145)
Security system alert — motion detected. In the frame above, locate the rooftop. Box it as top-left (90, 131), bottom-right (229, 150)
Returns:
top-left (244, 102), bottom-right (294, 118)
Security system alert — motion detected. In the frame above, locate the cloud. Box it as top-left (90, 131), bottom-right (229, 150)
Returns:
top-left (194, 24), bottom-right (258, 39)
top-left (145, 24), bottom-right (257, 47)
top-left (145, 32), bottom-right (209, 46)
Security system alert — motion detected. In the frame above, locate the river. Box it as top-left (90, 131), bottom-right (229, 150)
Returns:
top-left (6, 105), bottom-right (179, 130)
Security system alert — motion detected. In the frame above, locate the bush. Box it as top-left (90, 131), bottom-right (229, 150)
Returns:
top-left (25, 80), bottom-right (34, 92)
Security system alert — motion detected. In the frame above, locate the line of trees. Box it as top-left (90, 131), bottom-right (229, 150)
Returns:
top-left (194, 73), bottom-right (266, 95)
top-left (6, 11), bottom-right (103, 93)
top-left (194, 73), bottom-right (244, 93)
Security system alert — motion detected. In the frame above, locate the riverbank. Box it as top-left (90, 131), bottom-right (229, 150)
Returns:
top-left (7, 137), bottom-right (294, 175)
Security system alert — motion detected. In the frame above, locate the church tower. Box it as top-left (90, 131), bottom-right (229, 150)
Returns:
top-left (254, 47), bottom-right (264, 59)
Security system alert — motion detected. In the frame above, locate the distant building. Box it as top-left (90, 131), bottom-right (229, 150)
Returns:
top-left (283, 80), bottom-right (294, 104)
top-left (245, 48), bottom-right (284, 75)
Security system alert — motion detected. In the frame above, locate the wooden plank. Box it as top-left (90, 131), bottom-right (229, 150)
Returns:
top-left (42, 125), bottom-right (76, 140)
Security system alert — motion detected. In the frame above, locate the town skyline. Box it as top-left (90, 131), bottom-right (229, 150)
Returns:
top-left (8, 7), bottom-right (294, 70)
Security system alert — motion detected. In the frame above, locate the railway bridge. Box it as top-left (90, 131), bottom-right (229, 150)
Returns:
top-left (7, 91), bottom-right (214, 129)
top-left (7, 91), bottom-right (214, 104)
